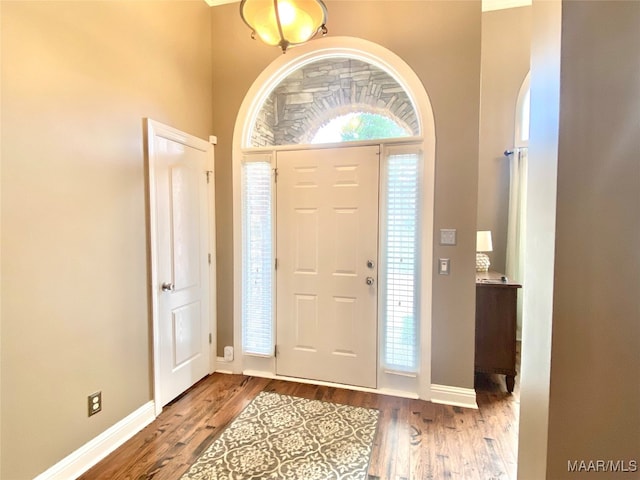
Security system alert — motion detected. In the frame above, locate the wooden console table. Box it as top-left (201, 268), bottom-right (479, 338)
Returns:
top-left (475, 271), bottom-right (521, 393)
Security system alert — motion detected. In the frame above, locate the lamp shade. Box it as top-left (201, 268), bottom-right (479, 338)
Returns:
top-left (476, 231), bottom-right (493, 252)
top-left (240, 0), bottom-right (328, 53)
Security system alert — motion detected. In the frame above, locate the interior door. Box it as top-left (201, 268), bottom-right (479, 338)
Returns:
top-left (147, 120), bottom-right (213, 410)
top-left (276, 145), bottom-right (379, 388)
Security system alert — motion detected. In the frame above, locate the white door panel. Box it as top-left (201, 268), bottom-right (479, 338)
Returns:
top-left (276, 146), bottom-right (379, 388)
top-left (147, 121), bottom-right (212, 409)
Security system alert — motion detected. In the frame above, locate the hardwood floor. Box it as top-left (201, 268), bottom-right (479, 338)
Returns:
top-left (79, 368), bottom-right (519, 480)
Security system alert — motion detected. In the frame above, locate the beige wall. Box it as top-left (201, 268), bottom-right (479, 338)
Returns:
top-left (546, 1), bottom-right (640, 477)
top-left (0, 1), bottom-right (213, 478)
top-left (519, 1), bottom-right (640, 478)
top-left (478, 6), bottom-right (531, 274)
top-left (212, 1), bottom-right (482, 388)
top-left (517, 0), bottom-right (561, 477)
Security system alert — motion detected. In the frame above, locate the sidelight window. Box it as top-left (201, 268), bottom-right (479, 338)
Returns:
top-left (381, 147), bottom-right (421, 373)
top-left (241, 157), bottom-right (274, 356)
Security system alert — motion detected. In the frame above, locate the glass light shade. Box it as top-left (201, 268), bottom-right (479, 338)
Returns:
top-left (240, 0), bottom-right (328, 53)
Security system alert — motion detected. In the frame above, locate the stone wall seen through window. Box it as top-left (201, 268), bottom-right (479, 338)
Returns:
top-left (250, 57), bottom-right (419, 147)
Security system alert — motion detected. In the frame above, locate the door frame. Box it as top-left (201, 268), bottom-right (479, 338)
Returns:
top-left (231, 37), bottom-right (436, 401)
top-left (144, 119), bottom-right (217, 416)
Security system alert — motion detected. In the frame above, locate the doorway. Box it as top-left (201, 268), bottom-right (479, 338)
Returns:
top-left (232, 37), bottom-right (436, 399)
top-left (275, 145), bottom-right (380, 388)
top-left (146, 119), bottom-right (217, 414)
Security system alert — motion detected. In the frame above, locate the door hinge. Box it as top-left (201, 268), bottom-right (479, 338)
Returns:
top-left (273, 167), bottom-right (278, 183)
top-left (206, 170), bottom-right (213, 184)
top-left (275, 258), bottom-right (278, 270)
top-left (208, 253), bottom-right (212, 265)
top-left (274, 345), bottom-right (278, 357)
top-left (209, 333), bottom-right (212, 345)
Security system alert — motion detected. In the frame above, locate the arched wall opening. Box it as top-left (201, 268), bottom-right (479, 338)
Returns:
top-left (231, 36), bottom-right (439, 401)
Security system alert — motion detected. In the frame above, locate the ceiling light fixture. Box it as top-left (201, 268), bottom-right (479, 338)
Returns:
top-left (240, 0), bottom-right (328, 53)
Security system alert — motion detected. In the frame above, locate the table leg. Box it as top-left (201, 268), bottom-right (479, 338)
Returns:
top-left (506, 375), bottom-right (515, 394)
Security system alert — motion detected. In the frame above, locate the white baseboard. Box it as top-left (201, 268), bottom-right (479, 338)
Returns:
top-left (214, 356), bottom-right (236, 375)
top-left (214, 370), bottom-right (477, 408)
top-left (431, 384), bottom-right (478, 409)
top-left (215, 356), bottom-right (243, 375)
top-left (34, 401), bottom-right (156, 480)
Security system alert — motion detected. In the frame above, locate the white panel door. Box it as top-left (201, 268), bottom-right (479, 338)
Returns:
top-left (147, 120), bottom-right (212, 409)
top-left (276, 146), bottom-right (379, 388)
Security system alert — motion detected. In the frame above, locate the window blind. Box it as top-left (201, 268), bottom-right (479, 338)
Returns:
top-left (383, 152), bottom-right (420, 372)
top-left (242, 161), bottom-right (274, 356)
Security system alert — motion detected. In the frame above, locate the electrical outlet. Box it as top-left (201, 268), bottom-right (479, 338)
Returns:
top-left (88, 391), bottom-right (102, 417)
top-left (224, 346), bottom-right (234, 362)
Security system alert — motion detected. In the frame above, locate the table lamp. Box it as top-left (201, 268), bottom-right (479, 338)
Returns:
top-left (476, 230), bottom-right (493, 272)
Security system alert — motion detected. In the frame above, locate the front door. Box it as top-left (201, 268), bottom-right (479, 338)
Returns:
top-left (147, 120), bottom-right (213, 409)
top-left (276, 145), bottom-right (379, 388)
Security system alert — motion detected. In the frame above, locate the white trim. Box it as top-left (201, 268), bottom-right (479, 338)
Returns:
top-left (242, 136), bottom-right (424, 154)
top-left (145, 119), bottom-right (217, 415)
top-left (232, 36), bottom-right (435, 399)
top-left (243, 370), bottom-right (420, 400)
top-left (214, 357), bottom-right (236, 375)
top-left (203, 0), bottom-right (237, 6)
top-left (240, 152), bottom-right (276, 359)
top-left (377, 143), bottom-right (424, 395)
top-left (238, 39), bottom-right (428, 149)
top-left (33, 402), bottom-right (156, 480)
top-left (208, 140), bottom-right (219, 376)
top-left (482, 0), bottom-right (531, 12)
top-left (204, 2), bottom-right (534, 17)
top-left (514, 71), bottom-right (531, 148)
top-left (430, 384), bottom-right (478, 410)
top-left (206, 1), bottom-right (533, 15)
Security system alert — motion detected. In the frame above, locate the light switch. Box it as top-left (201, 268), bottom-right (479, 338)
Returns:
top-left (440, 229), bottom-right (457, 246)
top-left (439, 258), bottom-right (450, 275)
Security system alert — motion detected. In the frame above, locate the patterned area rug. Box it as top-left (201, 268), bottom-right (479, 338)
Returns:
top-left (180, 391), bottom-right (379, 480)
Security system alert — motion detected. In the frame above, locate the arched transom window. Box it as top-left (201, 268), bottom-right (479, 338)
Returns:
top-left (249, 57), bottom-right (419, 147)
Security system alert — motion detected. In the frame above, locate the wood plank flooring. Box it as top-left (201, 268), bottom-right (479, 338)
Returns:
top-left (79, 368), bottom-right (519, 480)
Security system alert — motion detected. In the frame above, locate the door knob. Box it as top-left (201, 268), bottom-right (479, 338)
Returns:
top-left (161, 282), bottom-right (175, 292)
top-left (366, 276), bottom-right (375, 286)
top-left (367, 260), bottom-right (375, 269)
